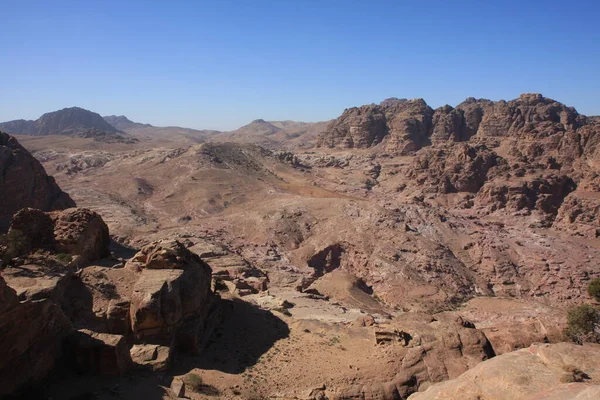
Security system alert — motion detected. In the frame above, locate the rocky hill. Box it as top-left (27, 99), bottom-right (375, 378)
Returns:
top-left (103, 115), bottom-right (152, 131)
top-left (318, 93), bottom-right (600, 158)
top-left (0, 107), bottom-right (138, 144)
top-left (212, 118), bottom-right (330, 149)
top-left (0, 131), bottom-right (74, 231)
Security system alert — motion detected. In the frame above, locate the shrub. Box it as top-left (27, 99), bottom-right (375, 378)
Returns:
top-left (56, 253), bottom-right (73, 265)
top-left (588, 278), bottom-right (600, 301)
top-left (564, 304), bottom-right (600, 344)
top-left (184, 373), bottom-right (203, 392)
top-left (0, 229), bottom-right (29, 265)
top-left (560, 365), bottom-right (587, 383)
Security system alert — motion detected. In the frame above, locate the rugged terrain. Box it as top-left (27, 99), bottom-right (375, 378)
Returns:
top-left (1, 93), bottom-right (599, 399)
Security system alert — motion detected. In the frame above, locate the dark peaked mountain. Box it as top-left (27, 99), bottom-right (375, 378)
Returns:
top-left (0, 107), bottom-right (140, 143)
top-left (0, 107), bottom-right (121, 137)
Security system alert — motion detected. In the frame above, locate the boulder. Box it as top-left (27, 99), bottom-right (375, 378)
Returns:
top-left (0, 290), bottom-right (72, 397)
top-left (129, 240), bottom-right (213, 340)
top-left (130, 343), bottom-right (172, 371)
top-left (52, 208), bottom-right (110, 263)
top-left (67, 329), bottom-right (132, 376)
top-left (8, 208), bottom-right (55, 252)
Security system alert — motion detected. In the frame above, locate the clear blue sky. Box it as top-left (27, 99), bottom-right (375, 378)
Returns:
top-left (1, 0), bottom-right (599, 131)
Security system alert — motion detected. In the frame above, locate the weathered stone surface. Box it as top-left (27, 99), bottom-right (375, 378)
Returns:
top-left (475, 174), bottom-right (576, 215)
top-left (8, 208), bottom-right (55, 252)
top-left (170, 377), bottom-right (186, 398)
top-left (68, 329), bottom-right (132, 376)
top-left (106, 299), bottom-right (131, 335)
top-left (408, 143), bottom-right (502, 193)
top-left (318, 98), bottom-right (434, 154)
top-left (129, 240), bottom-right (213, 340)
top-left (52, 207), bottom-right (110, 263)
top-left (2, 263), bottom-right (74, 303)
top-left (0, 131), bottom-right (74, 231)
top-left (0, 294), bottom-right (72, 397)
top-left (553, 191), bottom-right (600, 238)
top-left (408, 342), bottom-right (600, 400)
top-left (130, 343), bottom-right (172, 371)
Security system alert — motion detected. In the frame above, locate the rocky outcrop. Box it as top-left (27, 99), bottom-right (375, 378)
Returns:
top-left (318, 94), bottom-right (600, 166)
top-left (407, 143), bottom-right (503, 193)
top-left (553, 191), bottom-right (600, 238)
top-left (128, 240), bottom-right (215, 346)
top-left (0, 132), bottom-right (75, 231)
top-left (68, 329), bottom-right (132, 375)
top-left (475, 174), bottom-right (576, 215)
top-left (328, 313), bottom-right (495, 399)
top-left (317, 98), bottom-right (434, 154)
top-left (408, 342), bottom-right (600, 400)
top-left (0, 273), bottom-right (73, 397)
top-left (52, 208), bottom-right (111, 263)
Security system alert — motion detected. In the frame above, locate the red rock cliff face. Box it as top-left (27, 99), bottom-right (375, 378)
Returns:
top-left (317, 94), bottom-right (599, 161)
top-left (0, 131), bottom-right (75, 231)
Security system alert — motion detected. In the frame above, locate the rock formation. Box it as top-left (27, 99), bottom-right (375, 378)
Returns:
top-left (0, 273), bottom-right (73, 398)
top-left (0, 131), bottom-right (75, 231)
top-left (0, 205), bottom-right (219, 396)
top-left (408, 342), bottom-right (600, 400)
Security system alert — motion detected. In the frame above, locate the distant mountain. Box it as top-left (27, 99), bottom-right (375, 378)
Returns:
top-left (0, 107), bottom-right (142, 144)
top-left (211, 119), bottom-right (330, 149)
top-left (0, 107), bottom-right (121, 137)
top-left (103, 115), bottom-right (152, 131)
top-left (103, 115), bottom-right (221, 146)
top-left (235, 119), bottom-right (283, 136)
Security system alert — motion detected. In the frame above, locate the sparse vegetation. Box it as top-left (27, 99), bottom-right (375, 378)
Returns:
top-left (56, 253), bottom-right (73, 265)
top-left (560, 365), bottom-right (587, 383)
top-left (184, 373), bottom-right (203, 392)
top-left (564, 304), bottom-right (600, 344)
top-left (0, 229), bottom-right (29, 265)
top-left (588, 278), bottom-right (600, 302)
top-left (213, 278), bottom-right (228, 292)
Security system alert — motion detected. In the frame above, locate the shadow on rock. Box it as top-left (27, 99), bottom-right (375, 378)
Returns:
top-left (109, 240), bottom-right (138, 259)
top-left (180, 298), bottom-right (290, 374)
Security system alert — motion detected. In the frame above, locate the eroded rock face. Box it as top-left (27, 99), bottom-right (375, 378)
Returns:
top-left (52, 208), bottom-right (110, 263)
top-left (328, 313), bottom-right (495, 400)
top-left (408, 143), bottom-right (502, 193)
top-left (318, 94), bottom-right (599, 166)
top-left (318, 98), bottom-right (435, 154)
top-left (475, 174), bottom-right (576, 215)
top-left (0, 274), bottom-right (73, 397)
top-left (128, 240), bottom-right (214, 342)
top-left (553, 192), bottom-right (600, 238)
top-left (408, 342), bottom-right (600, 400)
top-left (67, 329), bottom-right (132, 376)
top-left (0, 131), bottom-right (74, 231)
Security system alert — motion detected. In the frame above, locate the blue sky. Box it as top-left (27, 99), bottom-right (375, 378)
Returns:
top-left (1, 0), bottom-right (599, 131)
